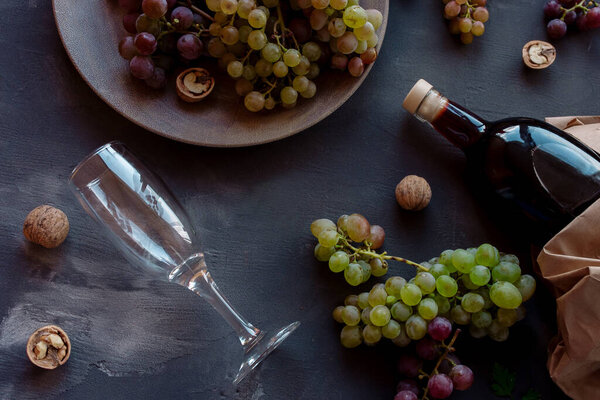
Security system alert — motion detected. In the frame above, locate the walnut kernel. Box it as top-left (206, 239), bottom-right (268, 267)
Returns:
top-left (395, 175), bottom-right (432, 211)
top-left (23, 205), bottom-right (69, 248)
top-left (27, 325), bottom-right (71, 369)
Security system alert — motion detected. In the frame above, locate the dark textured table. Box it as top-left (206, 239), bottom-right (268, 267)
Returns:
top-left (1, 0), bottom-right (598, 398)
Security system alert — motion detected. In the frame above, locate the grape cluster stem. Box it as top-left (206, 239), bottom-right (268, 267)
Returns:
top-left (182, 0), bottom-right (216, 21)
top-left (418, 329), bottom-right (461, 400)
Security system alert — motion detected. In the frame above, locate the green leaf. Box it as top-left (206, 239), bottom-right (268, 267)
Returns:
top-left (491, 362), bottom-right (516, 397)
top-left (522, 388), bottom-right (541, 400)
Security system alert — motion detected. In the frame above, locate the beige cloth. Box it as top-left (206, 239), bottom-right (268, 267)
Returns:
top-left (537, 116), bottom-right (600, 400)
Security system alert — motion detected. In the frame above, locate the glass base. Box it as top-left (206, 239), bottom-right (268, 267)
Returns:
top-left (233, 321), bottom-right (300, 385)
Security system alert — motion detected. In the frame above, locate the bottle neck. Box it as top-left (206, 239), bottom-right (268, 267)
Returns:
top-left (415, 90), bottom-right (487, 149)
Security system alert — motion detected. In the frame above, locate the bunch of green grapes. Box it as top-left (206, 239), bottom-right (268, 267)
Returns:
top-left (331, 244), bottom-right (536, 347)
top-left (205, 0), bottom-right (383, 111)
top-left (311, 214), bottom-right (426, 286)
top-left (442, 0), bottom-right (489, 44)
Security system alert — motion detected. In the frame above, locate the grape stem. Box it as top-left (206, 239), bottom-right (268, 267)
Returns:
top-left (419, 329), bottom-right (462, 400)
top-left (180, 0), bottom-right (216, 22)
top-left (336, 235), bottom-right (429, 272)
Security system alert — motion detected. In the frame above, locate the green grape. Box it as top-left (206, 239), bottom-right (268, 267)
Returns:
top-left (314, 243), bottom-right (335, 261)
top-left (220, 0), bottom-right (238, 15)
top-left (209, 22), bottom-right (222, 36)
top-left (400, 283), bottom-right (422, 306)
top-left (366, 8), bottom-right (383, 30)
top-left (292, 55), bottom-right (311, 75)
top-left (439, 249), bottom-right (454, 266)
top-left (330, 0), bottom-right (347, 9)
top-left (469, 265), bottom-right (491, 286)
top-left (489, 281), bottom-right (522, 309)
top-left (257, 5), bottom-right (270, 17)
top-left (382, 320), bottom-right (401, 339)
top-left (469, 324), bottom-right (488, 338)
top-left (244, 90), bottom-right (265, 112)
top-left (461, 274), bottom-right (480, 290)
top-left (283, 49), bottom-right (301, 67)
top-left (368, 285), bottom-right (387, 307)
top-left (292, 76), bottom-right (310, 93)
top-left (307, 63), bottom-right (320, 80)
top-left (300, 81), bottom-right (317, 99)
top-left (220, 26), bottom-right (240, 45)
top-left (332, 305), bottom-right (344, 323)
top-left (353, 21), bottom-right (374, 41)
top-left (227, 60), bottom-right (243, 78)
top-left (514, 274), bottom-right (536, 302)
top-left (369, 258), bottom-right (388, 277)
top-left (238, 25), bottom-right (252, 43)
top-left (452, 249), bottom-right (476, 273)
top-left (366, 32), bottom-right (378, 48)
top-left (344, 263), bottom-right (363, 286)
top-left (206, 0), bottom-right (222, 11)
top-left (341, 305), bottom-right (360, 326)
top-left (436, 275), bottom-right (458, 297)
top-left (207, 38), bottom-right (227, 58)
top-left (227, 41), bottom-right (246, 57)
top-left (370, 305), bottom-right (391, 326)
top-left (414, 272), bottom-right (436, 294)
top-left (492, 262), bottom-right (521, 283)
top-left (340, 325), bottom-right (362, 348)
top-left (450, 305), bottom-right (471, 325)
top-left (417, 298), bottom-right (438, 320)
top-left (310, 218), bottom-right (336, 237)
top-left (254, 58), bottom-right (272, 77)
top-left (475, 243), bottom-right (499, 267)
top-left (357, 260), bottom-right (371, 282)
top-left (302, 42), bottom-right (322, 61)
top-left (433, 294), bottom-right (451, 314)
top-left (355, 39), bottom-right (367, 54)
top-left (328, 251), bottom-right (349, 273)
top-left (318, 229), bottom-right (339, 247)
top-left (272, 61), bottom-right (288, 77)
top-left (384, 276), bottom-right (406, 297)
top-left (497, 308), bottom-right (518, 327)
top-left (386, 295), bottom-right (397, 307)
top-left (261, 43), bottom-right (281, 62)
top-left (136, 14), bottom-right (161, 36)
top-left (391, 301), bottom-right (412, 322)
top-left (218, 52), bottom-right (237, 70)
top-left (247, 30), bottom-right (267, 50)
top-left (241, 65), bottom-right (256, 81)
top-left (363, 324), bottom-right (382, 344)
top-left (343, 5), bottom-right (367, 28)
top-left (392, 324), bottom-right (411, 347)
top-left (471, 310), bottom-right (492, 328)
top-left (475, 287), bottom-right (493, 309)
top-left (487, 320), bottom-right (509, 342)
top-left (237, 0), bottom-right (254, 18)
top-left (429, 263), bottom-right (450, 279)
top-left (405, 315), bottom-right (427, 340)
top-left (345, 294), bottom-right (359, 307)
top-left (264, 96), bottom-right (276, 110)
top-left (248, 9), bottom-right (267, 28)
top-left (328, 18), bottom-right (346, 38)
top-left (461, 293), bottom-right (485, 313)
top-left (361, 307), bottom-right (371, 324)
top-left (515, 305), bottom-right (527, 321)
top-left (500, 253), bottom-right (520, 265)
top-left (357, 292), bottom-right (370, 309)
top-left (214, 12), bottom-right (229, 24)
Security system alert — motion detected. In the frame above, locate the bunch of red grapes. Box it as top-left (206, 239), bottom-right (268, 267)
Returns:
top-left (544, 0), bottom-right (600, 39)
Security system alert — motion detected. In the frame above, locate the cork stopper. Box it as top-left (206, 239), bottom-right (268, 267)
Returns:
top-left (402, 79), bottom-right (434, 115)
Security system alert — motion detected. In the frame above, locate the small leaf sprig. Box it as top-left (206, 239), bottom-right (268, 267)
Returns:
top-left (492, 362), bottom-right (541, 400)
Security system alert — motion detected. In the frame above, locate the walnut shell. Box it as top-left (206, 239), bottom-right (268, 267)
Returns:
top-left (26, 325), bottom-right (71, 369)
top-left (395, 175), bottom-right (432, 211)
top-left (23, 205), bottom-right (69, 248)
top-left (522, 40), bottom-right (556, 70)
top-left (176, 68), bottom-right (215, 103)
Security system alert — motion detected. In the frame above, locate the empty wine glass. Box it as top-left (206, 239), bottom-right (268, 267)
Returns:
top-left (69, 141), bottom-right (299, 384)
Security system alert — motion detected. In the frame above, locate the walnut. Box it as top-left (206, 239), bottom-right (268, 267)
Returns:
top-left (395, 175), bottom-right (432, 211)
top-left (176, 68), bottom-right (215, 103)
top-left (23, 205), bottom-right (69, 248)
top-left (26, 325), bottom-right (71, 369)
top-left (522, 41), bottom-right (556, 70)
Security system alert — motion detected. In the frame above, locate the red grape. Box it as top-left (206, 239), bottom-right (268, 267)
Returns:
top-left (134, 32), bottom-right (157, 55)
top-left (586, 7), bottom-right (600, 29)
top-left (129, 55), bottom-right (155, 79)
top-left (367, 225), bottom-right (385, 249)
top-left (123, 13), bottom-right (140, 34)
top-left (416, 337), bottom-right (439, 361)
top-left (427, 374), bottom-right (453, 399)
top-left (346, 213), bottom-right (370, 242)
top-left (427, 317), bottom-right (452, 341)
top-left (289, 18), bottom-right (312, 43)
top-left (543, 1), bottom-right (562, 19)
top-left (331, 53), bottom-right (348, 70)
top-left (394, 391), bottom-right (417, 400)
top-left (145, 67), bottom-right (166, 89)
top-left (397, 354), bottom-right (423, 378)
top-left (438, 354), bottom-right (461, 375)
top-left (170, 6), bottom-right (194, 30)
top-left (577, 13), bottom-right (589, 30)
top-left (142, 0), bottom-right (168, 19)
top-left (360, 47), bottom-right (377, 65)
top-left (564, 10), bottom-right (577, 25)
top-left (119, 36), bottom-right (138, 60)
top-left (547, 18), bottom-right (567, 38)
top-left (348, 57), bottom-right (364, 77)
top-left (449, 365), bottom-right (474, 391)
top-left (396, 379), bottom-right (419, 395)
top-left (166, 0), bottom-right (177, 8)
top-left (119, 0), bottom-right (141, 13)
top-left (177, 34), bottom-right (203, 60)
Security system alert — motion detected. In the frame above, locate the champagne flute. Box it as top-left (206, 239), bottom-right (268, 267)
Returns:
top-left (69, 141), bottom-right (299, 384)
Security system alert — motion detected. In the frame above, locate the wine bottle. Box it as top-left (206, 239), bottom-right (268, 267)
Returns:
top-left (403, 79), bottom-right (600, 231)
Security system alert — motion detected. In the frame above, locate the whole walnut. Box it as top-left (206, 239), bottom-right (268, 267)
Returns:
top-left (395, 175), bottom-right (432, 211)
top-left (23, 205), bottom-right (69, 248)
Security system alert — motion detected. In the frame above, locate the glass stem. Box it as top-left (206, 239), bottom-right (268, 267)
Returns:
top-left (187, 270), bottom-right (263, 349)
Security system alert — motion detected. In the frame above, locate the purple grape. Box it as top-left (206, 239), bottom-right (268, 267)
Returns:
top-left (427, 317), bottom-right (452, 341)
top-left (119, 0), bottom-right (142, 12)
top-left (134, 32), bottom-right (157, 55)
top-left (170, 6), bottom-right (194, 30)
top-left (449, 365), bottom-right (474, 391)
top-left (586, 7), bottom-right (600, 29)
top-left (577, 13), bottom-right (589, 30)
top-left (129, 55), bottom-right (155, 79)
top-left (439, 354), bottom-right (461, 374)
top-left (416, 338), bottom-right (439, 361)
top-left (166, 0), bottom-right (177, 8)
top-left (145, 67), bottom-right (166, 89)
top-left (123, 13), bottom-right (140, 34)
top-left (564, 10), bottom-right (577, 25)
top-left (543, 1), bottom-right (562, 19)
top-left (558, 0), bottom-right (575, 6)
top-left (177, 34), bottom-right (203, 60)
top-left (397, 354), bottom-right (423, 378)
top-left (547, 18), bottom-right (567, 38)
top-left (289, 18), bottom-right (312, 43)
top-left (394, 391), bottom-right (418, 400)
top-left (396, 379), bottom-right (419, 396)
top-left (142, 0), bottom-right (168, 19)
top-left (427, 374), bottom-right (453, 399)
top-left (119, 36), bottom-right (138, 60)
top-left (193, 13), bottom-right (207, 27)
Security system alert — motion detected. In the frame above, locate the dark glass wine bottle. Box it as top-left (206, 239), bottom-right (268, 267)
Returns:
top-left (403, 79), bottom-right (600, 231)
